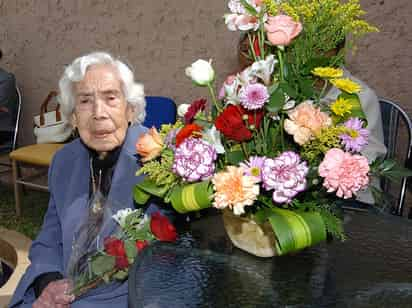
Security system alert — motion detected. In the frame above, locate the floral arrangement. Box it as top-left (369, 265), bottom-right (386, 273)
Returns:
top-left (68, 209), bottom-right (177, 297)
top-left (134, 0), bottom-right (410, 257)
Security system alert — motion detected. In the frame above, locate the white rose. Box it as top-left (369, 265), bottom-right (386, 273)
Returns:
top-left (177, 103), bottom-right (190, 118)
top-left (185, 59), bottom-right (215, 86)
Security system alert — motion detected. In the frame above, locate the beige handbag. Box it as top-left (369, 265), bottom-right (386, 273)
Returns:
top-left (33, 91), bottom-right (73, 143)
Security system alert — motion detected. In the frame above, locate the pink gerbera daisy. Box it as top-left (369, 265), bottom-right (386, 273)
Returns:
top-left (238, 83), bottom-right (269, 110)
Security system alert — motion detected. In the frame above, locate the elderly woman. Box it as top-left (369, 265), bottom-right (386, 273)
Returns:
top-left (10, 52), bottom-right (153, 307)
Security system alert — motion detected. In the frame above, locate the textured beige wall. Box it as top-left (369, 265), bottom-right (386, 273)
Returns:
top-left (0, 0), bottom-right (411, 145)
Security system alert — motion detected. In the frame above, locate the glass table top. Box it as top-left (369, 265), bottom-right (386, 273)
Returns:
top-left (129, 210), bottom-right (412, 308)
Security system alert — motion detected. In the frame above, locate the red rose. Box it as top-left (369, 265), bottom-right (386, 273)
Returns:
top-left (184, 98), bottom-right (207, 124)
top-left (136, 240), bottom-right (149, 252)
top-left (215, 105), bottom-right (264, 142)
top-left (115, 255), bottom-right (129, 270)
top-left (150, 212), bottom-right (177, 242)
top-left (104, 237), bottom-right (127, 258)
top-left (175, 123), bottom-right (203, 147)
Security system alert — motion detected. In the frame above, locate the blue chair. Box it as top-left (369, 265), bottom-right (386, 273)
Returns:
top-left (143, 96), bottom-right (177, 129)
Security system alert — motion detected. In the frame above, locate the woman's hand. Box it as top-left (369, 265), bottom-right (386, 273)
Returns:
top-left (33, 279), bottom-right (75, 308)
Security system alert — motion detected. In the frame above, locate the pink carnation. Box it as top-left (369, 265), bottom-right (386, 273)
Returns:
top-left (318, 148), bottom-right (370, 199)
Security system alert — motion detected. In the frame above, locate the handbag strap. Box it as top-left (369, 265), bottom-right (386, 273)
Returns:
top-left (40, 91), bottom-right (61, 126)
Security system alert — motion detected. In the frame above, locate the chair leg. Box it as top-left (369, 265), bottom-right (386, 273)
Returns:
top-left (12, 159), bottom-right (22, 216)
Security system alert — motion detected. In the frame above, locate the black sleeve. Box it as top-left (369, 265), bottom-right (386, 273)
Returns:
top-left (33, 271), bottom-right (64, 298)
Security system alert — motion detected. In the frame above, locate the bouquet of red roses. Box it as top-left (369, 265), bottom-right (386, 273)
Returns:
top-left (67, 206), bottom-right (177, 299)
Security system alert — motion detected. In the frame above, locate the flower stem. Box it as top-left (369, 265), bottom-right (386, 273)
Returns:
top-left (318, 79), bottom-right (329, 103)
top-left (277, 47), bottom-right (284, 82)
top-left (248, 33), bottom-right (258, 62)
top-left (207, 83), bottom-right (222, 113)
top-left (259, 17), bottom-right (265, 59)
top-left (241, 142), bottom-right (249, 159)
top-left (280, 113), bottom-right (285, 151)
top-left (71, 268), bottom-right (118, 299)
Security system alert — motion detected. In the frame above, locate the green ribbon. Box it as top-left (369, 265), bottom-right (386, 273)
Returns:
top-left (169, 181), bottom-right (213, 213)
top-left (255, 207), bottom-right (327, 256)
top-left (134, 178), bottom-right (214, 214)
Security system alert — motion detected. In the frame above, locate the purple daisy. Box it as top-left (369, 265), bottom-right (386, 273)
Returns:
top-left (340, 118), bottom-right (369, 152)
top-left (239, 156), bottom-right (266, 182)
top-left (238, 83), bottom-right (269, 110)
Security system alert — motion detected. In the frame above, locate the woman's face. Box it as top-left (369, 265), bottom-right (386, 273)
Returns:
top-left (72, 64), bottom-right (135, 155)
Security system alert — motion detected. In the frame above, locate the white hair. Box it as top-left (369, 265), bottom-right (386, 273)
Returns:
top-left (58, 51), bottom-right (146, 124)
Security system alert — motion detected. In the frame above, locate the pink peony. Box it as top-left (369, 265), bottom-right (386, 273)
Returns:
top-left (284, 101), bottom-right (332, 145)
top-left (318, 148), bottom-right (370, 199)
top-left (264, 15), bottom-right (302, 46)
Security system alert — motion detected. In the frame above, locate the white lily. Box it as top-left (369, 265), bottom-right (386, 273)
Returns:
top-left (250, 54), bottom-right (277, 85)
top-left (203, 126), bottom-right (225, 154)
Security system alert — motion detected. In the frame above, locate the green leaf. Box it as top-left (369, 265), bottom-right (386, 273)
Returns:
top-left (125, 240), bottom-right (137, 263)
top-left (133, 186), bottom-right (151, 205)
top-left (298, 78), bottom-right (315, 98)
top-left (91, 255), bottom-right (115, 276)
top-left (266, 87), bottom-right (285, 113)
top-left (255, 207), bottom-right (327, 256)
top-left (239, 0), bottom-right (258, 16)
top-left (226, 149), bottom-right (246, 165)
top-left (280, 81), bottom-right (297, 98)
top-left (113, 270), bottom-right (128, 281)
top-left (134, 178), bottom-right (170, 205)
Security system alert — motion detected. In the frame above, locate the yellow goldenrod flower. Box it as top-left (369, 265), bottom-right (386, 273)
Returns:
top-left (312, 67), bottom-right (344, 79)
top-left (330, 78), bottom-right (362, 94)
top-left (330, 97), bottom-right (352, 117)
top-left (263, 0), bottom-right (278, 15)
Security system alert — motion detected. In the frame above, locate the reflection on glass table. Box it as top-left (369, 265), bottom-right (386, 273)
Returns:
top-left (128, 210), bottom-right (412, 308)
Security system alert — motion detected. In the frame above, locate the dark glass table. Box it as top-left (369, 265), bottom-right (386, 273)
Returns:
top-left (129, 210), bottom-right (412, 308)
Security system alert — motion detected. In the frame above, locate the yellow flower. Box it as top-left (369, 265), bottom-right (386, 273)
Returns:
top-left (212, 166), bottom-right (259, 216)
top-left (330, 97), bottom-right (352, 117)
top-left (330, 78), bottom-right (362, 94)
top-left (312, 67), bottom-right (343, 79)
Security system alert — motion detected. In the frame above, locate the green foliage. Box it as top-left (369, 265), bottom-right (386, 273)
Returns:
top-left (136, 148), bottom-right (179, 189)
top-left (91, 255), bottom-right (115, 276)
top-left (112, 270), bottom-right (128, 280)
top-left (301, 126), bottom-right (347, 164)
top-left (292, 198), bottom-right (345, 241)
top-left (370, 158), bottom-right (412, 183)
top-left (123, 210), bottom-right (155, 241)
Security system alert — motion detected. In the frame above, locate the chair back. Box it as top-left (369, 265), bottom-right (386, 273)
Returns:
top-left (0, 84), bottom-right (22, 167)
top-left (11, 85), bottom-right (22, 151)
top-left (143, 96), bottom-right (176, 129)
top-left (379, 98), bottom-right (412, 216)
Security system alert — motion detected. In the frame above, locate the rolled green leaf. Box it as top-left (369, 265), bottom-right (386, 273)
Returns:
top-left (134, 178), bottom-right (169, 205)
top-left (170, 181), bottom-right (213, 213)
top-left (256, 207), bottom-right (327, 256)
